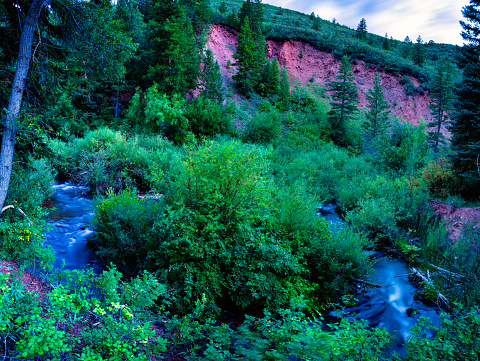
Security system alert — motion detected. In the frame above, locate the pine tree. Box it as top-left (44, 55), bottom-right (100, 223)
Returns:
top-left (402, 36), bottom-right (413, 59)
top-left (450, 1), bottom-right (480, 181)
top-left (428, 57), bottom-right (456, 153)
top-left (233, 16), bottom-right (257, 97)
top-left (238, 0), bottom-right (263, 32)
top-left (364, 72), bottom-right (390, 140)
top-left (383, 33), bottom-right (390, 50)
top-left (328, 56), bottom-right (359, 145)
top-left (259, 56), bottom-right (279, 96)
top-left (356, 18), bottom-right (367, 40)
top-left (147, 3), bottom-right (200, 94)
top-left (218, 1), bottom-right (227, 14)
top-left (202, 49), bottom-right (224, 103)
top-left (413, 35), bottom-right (425, 66)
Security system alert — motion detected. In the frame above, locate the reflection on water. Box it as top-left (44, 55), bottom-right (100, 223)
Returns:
top-left (45, 183), bottom-right (102, 273)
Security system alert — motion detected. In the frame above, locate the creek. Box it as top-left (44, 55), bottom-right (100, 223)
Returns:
top-left (45, 183), bottom-right (102, 273)
top-left (319, 203), bottom-right (441, 355)
top-left (43, 187), bottom-right (441, 355)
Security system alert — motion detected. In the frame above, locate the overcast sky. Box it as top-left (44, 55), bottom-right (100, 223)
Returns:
top-left (263, 0), bottom-right (466, 45)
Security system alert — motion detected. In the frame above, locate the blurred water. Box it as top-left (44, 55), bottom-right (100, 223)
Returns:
top-left (318, 203), bottom-right (440, 354)
top-left (45, 183), bottom-right (102, 273)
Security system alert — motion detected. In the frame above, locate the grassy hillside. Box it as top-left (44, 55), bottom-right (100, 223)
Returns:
top-left (211, 0), bottom-right (459, 87)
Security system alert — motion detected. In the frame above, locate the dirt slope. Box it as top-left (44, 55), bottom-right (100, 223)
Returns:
top-left (206, 24), bottom-right (448, 137)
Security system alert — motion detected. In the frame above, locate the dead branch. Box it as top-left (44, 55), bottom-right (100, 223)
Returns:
top-left (1, 205), bottom-right (33, 225)
top-left (428, 263), bottom-right (465, 279)
top-left (411, 267), bottom-right (450, 309)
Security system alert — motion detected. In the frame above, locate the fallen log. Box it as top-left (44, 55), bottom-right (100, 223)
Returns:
top-left (411, 267), bottom-right (450, 309)
top-left (428, 263), bottom-right (465, 279)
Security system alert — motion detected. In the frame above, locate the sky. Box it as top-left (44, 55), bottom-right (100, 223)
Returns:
top-left (262, 0), bottom-right (467, 45)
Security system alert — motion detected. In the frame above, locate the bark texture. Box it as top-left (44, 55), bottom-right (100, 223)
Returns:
top-left (0, 0), bottom-right (45, 211)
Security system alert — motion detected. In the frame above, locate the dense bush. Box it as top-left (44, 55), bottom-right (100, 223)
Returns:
top-left (242, 110), bottom-right (282, 144)
top-left (48, 127), bottom-right (174, 194)
top-left (92, 139), bottom-right (373, 314)
top-left (0, 157), bottom-right (56, 268)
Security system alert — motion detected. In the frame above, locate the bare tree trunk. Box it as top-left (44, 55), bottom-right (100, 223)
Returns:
top-left (0, 0), bottom-right (45, 211)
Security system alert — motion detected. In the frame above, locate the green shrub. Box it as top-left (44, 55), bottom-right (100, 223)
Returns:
top-left (401, 309), bottom-right (480, 360)
top-left (185, 95), bottom-right (235, 138)
top-left (49, 128), bottom-right (174, 194)
top-left (94, 139), bottom-right (373, 313)
top-left (242, 110), bottom-right (282, 145)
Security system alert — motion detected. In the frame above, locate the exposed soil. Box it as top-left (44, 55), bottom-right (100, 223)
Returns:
top-left (429, 200), bottom-right (480, 242)
top-left (206, 24), bottom-right (449, 138)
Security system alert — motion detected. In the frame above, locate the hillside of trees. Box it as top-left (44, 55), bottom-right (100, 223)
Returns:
top-left (1, 0), bottom-right (480, 359)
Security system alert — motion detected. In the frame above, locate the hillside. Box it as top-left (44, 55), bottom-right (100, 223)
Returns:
top-left (207, 24), bottom-right (448, 136)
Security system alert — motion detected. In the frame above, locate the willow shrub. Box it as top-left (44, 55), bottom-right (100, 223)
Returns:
top-left (49, 127), bottom-right (175, 194)
top-left (93, 139), bottom-right (373, 314)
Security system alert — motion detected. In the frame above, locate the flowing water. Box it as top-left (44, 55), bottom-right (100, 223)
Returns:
top-left (45, 183), bottom-right (102, 273)
top-left (319, 203), bottom-right (440, 355)
top-left (43, 191), bottom-right (441, 354)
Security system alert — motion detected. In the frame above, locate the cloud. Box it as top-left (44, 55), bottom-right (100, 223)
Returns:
top-left (262, 0), bottom-right (465, 44)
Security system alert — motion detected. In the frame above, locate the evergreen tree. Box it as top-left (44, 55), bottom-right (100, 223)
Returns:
top-left (238, 0), bottom-right (263, 32)
top-left (147, 3), bottom-right (200, 94)
top-left (312, 16), bottom-right (321, 31)
top-left (259, 56), bottom-right (279, 96)
top-left (364, 72), bottom-right (391, 140)
top-left (383, 33), bottom-right (390, 50)
top-left (413, 35), bottom-right (425, 66)
top-left (218, 1), bottom-right (227, 14)
top-left (233, 16), bottom-right (257, 97)
top-left (450, 0), bottom-right (480, 181)
top-left (356, 18), bottom-right (367, 40)
top-left (202, 49), bottom-right (224, 103)
top-left (328, 56), bottom-right (359, 145)
top-left (402, 36), bottom-right (413, 59)
top-left (309, 12), bottom-right (315, 21)
top-left (233, 16), bottom-right (266, 97)
top-left (428, 57), bottom-right (456, 153)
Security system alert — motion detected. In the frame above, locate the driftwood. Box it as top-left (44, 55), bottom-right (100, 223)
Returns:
top-left (1, 205), bottom-right (33, 225)
top-left (411, 267), bottom-right (450, 309)
top-left (428, 263), bottom-right (465, 279)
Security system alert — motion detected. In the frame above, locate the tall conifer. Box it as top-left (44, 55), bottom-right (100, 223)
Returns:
top-left (450, 0), bottom-right (480, 180)
top-left (428, 57), bottom-right (456, 153)
top-left (364, 72), bottom-right (390, 140)
top-left (328, 56), bottom-right (359, 145)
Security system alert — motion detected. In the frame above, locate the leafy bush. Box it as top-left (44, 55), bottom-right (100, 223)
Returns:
top-left (93, 139), bottom-right (373, 313)
top-left (422, 158), bottom-right (459, 198)
top-left (49, 127), bottom-right (174, 194)
top-left (0, 157), bottom-right (56, 268)
top-left (0, 266), bottom-right (168, 360)
top-left (185, 96), bottom-right (235, 138)
top-left (401, 309), bottom-right (480, 360)
top-left (242, 110), bottom-right (282, 145)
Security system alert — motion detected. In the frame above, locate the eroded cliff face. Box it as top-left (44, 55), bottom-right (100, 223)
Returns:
top-left (206, 24), bottom-right (449, 137)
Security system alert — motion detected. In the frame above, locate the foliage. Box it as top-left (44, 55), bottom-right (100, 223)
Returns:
top-left (242, 109), bottom-right (282, 144)
top-left (144, 85), bottom-right (191, 144)
top-left (202, 49), bottom-right (224, 103)
top-left (327, 56), bottom-right (359, 146)
top-left (427, 57), bottom-right (456, 153)
top-left (48, 127), bottom-right (173, 194)
top-left (421, 158), bottom-right (459, 198)
top-left (401, 308), bottom-right (480, 360)
top-left (93, 139), bottom-right (373, 313)
top-left (0, 266), bottom-right (168, 360)
top-left (364, 72), bottom-right (391, 140)
top-left (185, 95), bottom-right (235, 138)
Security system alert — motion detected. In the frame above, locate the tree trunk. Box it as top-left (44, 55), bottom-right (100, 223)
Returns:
top-left (0, 0), bottom-right (45, 211)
